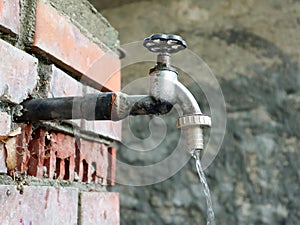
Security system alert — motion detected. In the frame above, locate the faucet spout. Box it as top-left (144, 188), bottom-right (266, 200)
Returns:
top-left (174, 81), bottom-right (202, 115)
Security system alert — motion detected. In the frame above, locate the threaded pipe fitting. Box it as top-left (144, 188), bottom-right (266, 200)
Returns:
top-left (177, 114), bottom-right (211, 155)
top-left (177, 114), bottom-right (211, 128)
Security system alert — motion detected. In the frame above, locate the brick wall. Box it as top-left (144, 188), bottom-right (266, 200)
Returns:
top-left (0, 0), bottom-right (120, 224)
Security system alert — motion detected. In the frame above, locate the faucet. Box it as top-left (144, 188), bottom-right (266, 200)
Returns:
top-left (15, 34), bottom-right (211, 157)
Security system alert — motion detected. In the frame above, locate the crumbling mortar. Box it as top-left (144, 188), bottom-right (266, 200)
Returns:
top-left (0, 101), bottom-right (23, 118)
top-left (0, 174), bottom-right (108, 192)
top-left (30, 63), bottom-right (52, 99)
top-left (77, 192), bottom-right (82, 225)
top-left (69, 16), bottom-right (119, 57)
top-left (0, 31), bottom-right (18, 46)
top-left (16, 0), bottom-right (37, 50)
top-left (44, 0), bottom-right (119, 54)
top-left (32, 52), bottom-right (87, 90)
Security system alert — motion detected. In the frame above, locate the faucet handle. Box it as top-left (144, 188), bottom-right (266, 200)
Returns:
top-left (143, 33), bottom-right (187, 54)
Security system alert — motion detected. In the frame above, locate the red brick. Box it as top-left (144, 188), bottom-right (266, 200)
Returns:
top-left (48, 132), bottom-right (75, 180)
top-left (33, 1), bottom-right (120, 92)
top-left (83, 120), bottom-right (122, 141)
top-left (80, 192), bottom-right (120, 225)
top-left (48, 65), bottom-right (82, 127)
top-left (14, 125), bottom-right (115, 184)
top-left (0, 143), bottom-right (7, 173)
top-left (16, 124), bottom-right (32, 173)
top-left (0, 185), bottom-right (78, 225)
top-left (15, 126), bottom-right (77, 182)
top-left (48, 65), bottom-right (83, 98)
top-left (0, 39), bottom-right (38, 103)
top-left (82, 52), bottom-right (121, 92)
top-left (77, 139), bottom-right (109, 184)
top-left (27, 128), bottom-right (46, 178)
top-left (0, 0), bottom-right (20, 35)
top-left (0, 112), bottom-right (11, 136)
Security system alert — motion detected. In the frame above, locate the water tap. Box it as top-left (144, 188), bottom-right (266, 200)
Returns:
top-left (143, 34), bottom-right (211, 156)
top-left (16, 33), bottom-right (211, 157)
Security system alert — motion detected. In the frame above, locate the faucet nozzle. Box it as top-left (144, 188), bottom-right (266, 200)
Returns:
top-left (177, 114), bottom-right (211, 155)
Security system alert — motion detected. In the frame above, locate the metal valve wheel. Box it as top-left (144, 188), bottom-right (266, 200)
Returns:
top-left (143, 33), bottom-right (187, 54)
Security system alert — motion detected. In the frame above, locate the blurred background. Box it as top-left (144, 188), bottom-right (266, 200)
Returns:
top-left (89, 0), bottom-right (299, 224)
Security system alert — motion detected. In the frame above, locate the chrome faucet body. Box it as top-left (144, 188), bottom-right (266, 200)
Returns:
top-left (144, 36), bottom-right (211, 155)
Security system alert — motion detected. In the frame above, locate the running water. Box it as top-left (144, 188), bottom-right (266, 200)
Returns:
top-left (194, 151), bottom-right (216, 225)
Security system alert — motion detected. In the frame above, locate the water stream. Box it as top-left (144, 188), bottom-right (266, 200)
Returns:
top-left (194, 151), bottom-right (216, 225)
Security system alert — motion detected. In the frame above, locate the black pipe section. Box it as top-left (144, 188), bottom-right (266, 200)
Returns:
top-left (14, 93), bottom-right (173, 122)
top-left (129, 96), bottom-right (173, 116)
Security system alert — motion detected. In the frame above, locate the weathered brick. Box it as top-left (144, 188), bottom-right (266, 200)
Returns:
top-left (0, 0), bottom-right (20, 35)
top-left (82, 52), bottom-right (121, 92)
top-left (14, 125), bottom-right (114, 183)
top-left (16, 124), bottom-right (32, 173)
top-left (83, 120), bottom-right (122, 141)
top-left (17, 127), bottom-right (76, 180)
top-left (48, 65), bottom-right (82, 127)
top-left (80, 192), bottom-right (120, 225)
top-left (48, 132), bottom-right (75, 180)
top-left (76, 139), bottom-right (109, 184)
top-left (0, 185), bottom-right (78, 225)
top-left (1, 124), bottom-right (32, 174)
top-left (48, 65), bottom-right (83, 98)
top-left (27, 128), bottom-right (47, 178)
top-left (0, 143), bottom-right (7, 173)
top-left (0, 39), bottom-right (38, 103)
top-left (33, 1), bottom-right (120, 92)
top-left (0, 112), bottom-right (11, 136)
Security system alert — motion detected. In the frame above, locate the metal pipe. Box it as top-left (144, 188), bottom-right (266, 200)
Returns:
top-left (174, 81), bottom-right (202, 115)
top-left (14, 93), bottom-right (173, 122)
